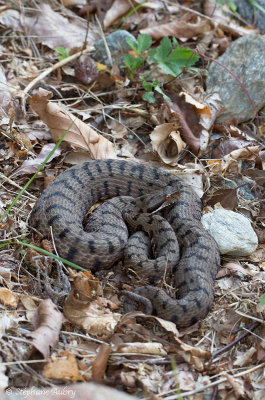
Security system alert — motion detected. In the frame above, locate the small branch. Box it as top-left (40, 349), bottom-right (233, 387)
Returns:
top-left (22, 47), bottom-right (93, 99)
top-left (211, 322), bottom-right (260, 359)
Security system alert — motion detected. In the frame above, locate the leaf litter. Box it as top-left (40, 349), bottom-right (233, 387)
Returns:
top-left (0, 0), bottom-right (264, 399)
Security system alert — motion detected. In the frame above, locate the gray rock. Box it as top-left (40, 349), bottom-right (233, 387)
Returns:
top-left (206, 34), bottom-right (265, 123)
top-left (225, 178), bottom-right (256, 201)
top-left (201, 209), bottom-right (258, 256)
top-left (93, 30), bottom-right (135, 67)
top-left (233, 0), bottom-right (265, 33)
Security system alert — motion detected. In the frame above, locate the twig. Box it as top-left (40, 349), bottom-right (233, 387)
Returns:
top-left (0, 172), bottom-right (37, 200)
top-left (162, 361), bottom-right (265, 399)
top-left (211, 322), bottom-right (260, 359)
top-left (22, 47), bottom-right (93, 99)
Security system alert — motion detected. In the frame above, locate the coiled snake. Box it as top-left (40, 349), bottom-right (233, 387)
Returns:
top-left (29, 159), bottom-right (220, 327)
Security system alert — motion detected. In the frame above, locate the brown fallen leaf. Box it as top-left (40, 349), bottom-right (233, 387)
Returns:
top-left (234, 347), bottom-right (257, 367)
top-left (43, 351), bottom-right (83, 381)
top-left (206, 188), bottom-right (238, 210)
top-left (92, 343), bottom-right (111, 380)
top-left (30, 88), bottom-right (116, 159)
top-left (203, 0), bottom-right (258, 37)
top-left (222, 146), bottom-right (261, 172)
top-left (180, 91), bottom-right (222, 152)
top-left (222, 373), bottom-right (245, 398)
top-left (0, 3), bottom-right (96, 50)
top-left (116, 342), bottom-right (167, 356)
top-left (177, 370), bottom-right (196, 391)
top-left (217, 261), bottom-right (259, 278)
top-left (140, 15), bottom-right (211, 40)
top-left (27, 299), bottom-right (64, 359)
top-left (0, 65), bottom-right (20, 119)
top-left (63, 271), bottom-right (121, 338)
top-left (150, 123), bottom-right (186, 165)
top-left (104, 0), bottom-right (131, 29)
top-left (12, 143), bottom-right (61, 176)
top-left (166, 100), bottom-right (200, 155)
top-left (0, 288), bottom-right (18, 308)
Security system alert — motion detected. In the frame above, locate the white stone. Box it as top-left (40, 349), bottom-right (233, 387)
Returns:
top-left (201, 209), bottom-right (258, 256)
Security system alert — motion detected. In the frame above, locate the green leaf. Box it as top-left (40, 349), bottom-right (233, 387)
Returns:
top-left (137, 34), bottom-right (152, 52)
top-left (147, 48), bottom-right (156, 62)
top-left (127, 34), bottom-right (152, 55)
top-left (55, 46), bottom-right (70, 61)
top-left (126, 37), bottom-right (139, 54)
top-left (154, 37), bottom-right (172, 62)
top-left (261, 294), bottom-right (265, 305)
top-left (228, 1), bottom-right (237, 11)
top-left (123, 53), bottom-right (143, 70)
top-left (154, 85), bottom-right (171, 101)
top-left (157, 47), bottom-right (198, 76)
top-left (142, 80), bottom-right (153, 92)
top-left (172, 37), bottom-right (179, 47)
top-left (142, 91), bottom-right (156, 103)
top-left (248, 0), bottom-right (265, 15)
top-left (0, 120), bottom-right (75, 223)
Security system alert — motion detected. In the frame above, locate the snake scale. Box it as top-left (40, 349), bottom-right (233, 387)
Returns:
top-left (29, 159), bottom-right (220, 327)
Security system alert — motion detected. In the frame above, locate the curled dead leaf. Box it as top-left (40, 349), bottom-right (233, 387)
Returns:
top-left (166, 100), bottom-right (200, 155)
top-left (28, 299), bottom-right (64, 359)
top-left (150, 123), bottom-right (186, 165)
top-left (104, 0), bottom-right (131, 29)
top-left (64, 271), bottom-right (121, 338)
top-left (30, 88), bottom-right (116, 159)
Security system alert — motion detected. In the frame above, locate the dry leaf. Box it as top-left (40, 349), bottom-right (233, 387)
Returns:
top-left (180, 92), bottom-right (222, 151)
top-left (43, 351), bottom-right (83, 381)
top-left (30, 88), bottom-right (116, 159)
top-left (222, 373), bottom-right (245, 398)
top-left (104, 0), bottom-right (131, 29)
top-left (20, 295), bottom-right (38, 321)
top-left (234, 347), bottom-right (257, 367)
top-left (177, 371), bottom-right (196, 391)
top-left (0, 288), bottom-right (18, 308)
top-left (140, 16), bottom-right (211, 40)
top-left (166, 100), bottom-right (200, 155)
top-left (0, 312), bottom-right (20, 338)
top-left (206, 188), bottom-right (238, 209)
top-left (28, 299), bottom-right (64, 359)
top-left (203, 0), bottom-right (259, 36)
top-left (12, 143), bottom-right (61, 176)
top-left (64, 296), bottom-right (121, 338)
top-left (150, 123), bottom-right (186, 165)
top-left (92, 343), bottom-right (111, 380)
top-left (0, 4), bottom-right (96, 50)
top-left (64, 271), bottom-right (121, 338)
top-left (225, 146), bottom-right (261, 161)
top-left (61, 0), bottom-right (86, 6)
top-left (0, 65), bottom-right (20, 118)
top-left (117, 342), bottom-right (167, 356)
top-left (218, 262), bottom-right (258, 278)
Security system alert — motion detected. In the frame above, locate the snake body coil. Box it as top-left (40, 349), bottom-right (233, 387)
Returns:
top-left (29, 159), bottom-right (220, 327)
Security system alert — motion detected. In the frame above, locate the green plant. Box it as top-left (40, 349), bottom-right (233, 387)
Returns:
top-left (261, 294), bottom-right (265, 305)
top-left (248, 0), bottom-right (265, 14)
top-left (0, 121), bottom-right (85, 271)
top-left (115, 0), bottom-right (147, 30)
top-left (123, 34), bottom-right (199, 103)
top-left (56, 46), bottom-right (70, 61)
top-left (216, 0), bottom-right (237, 11)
